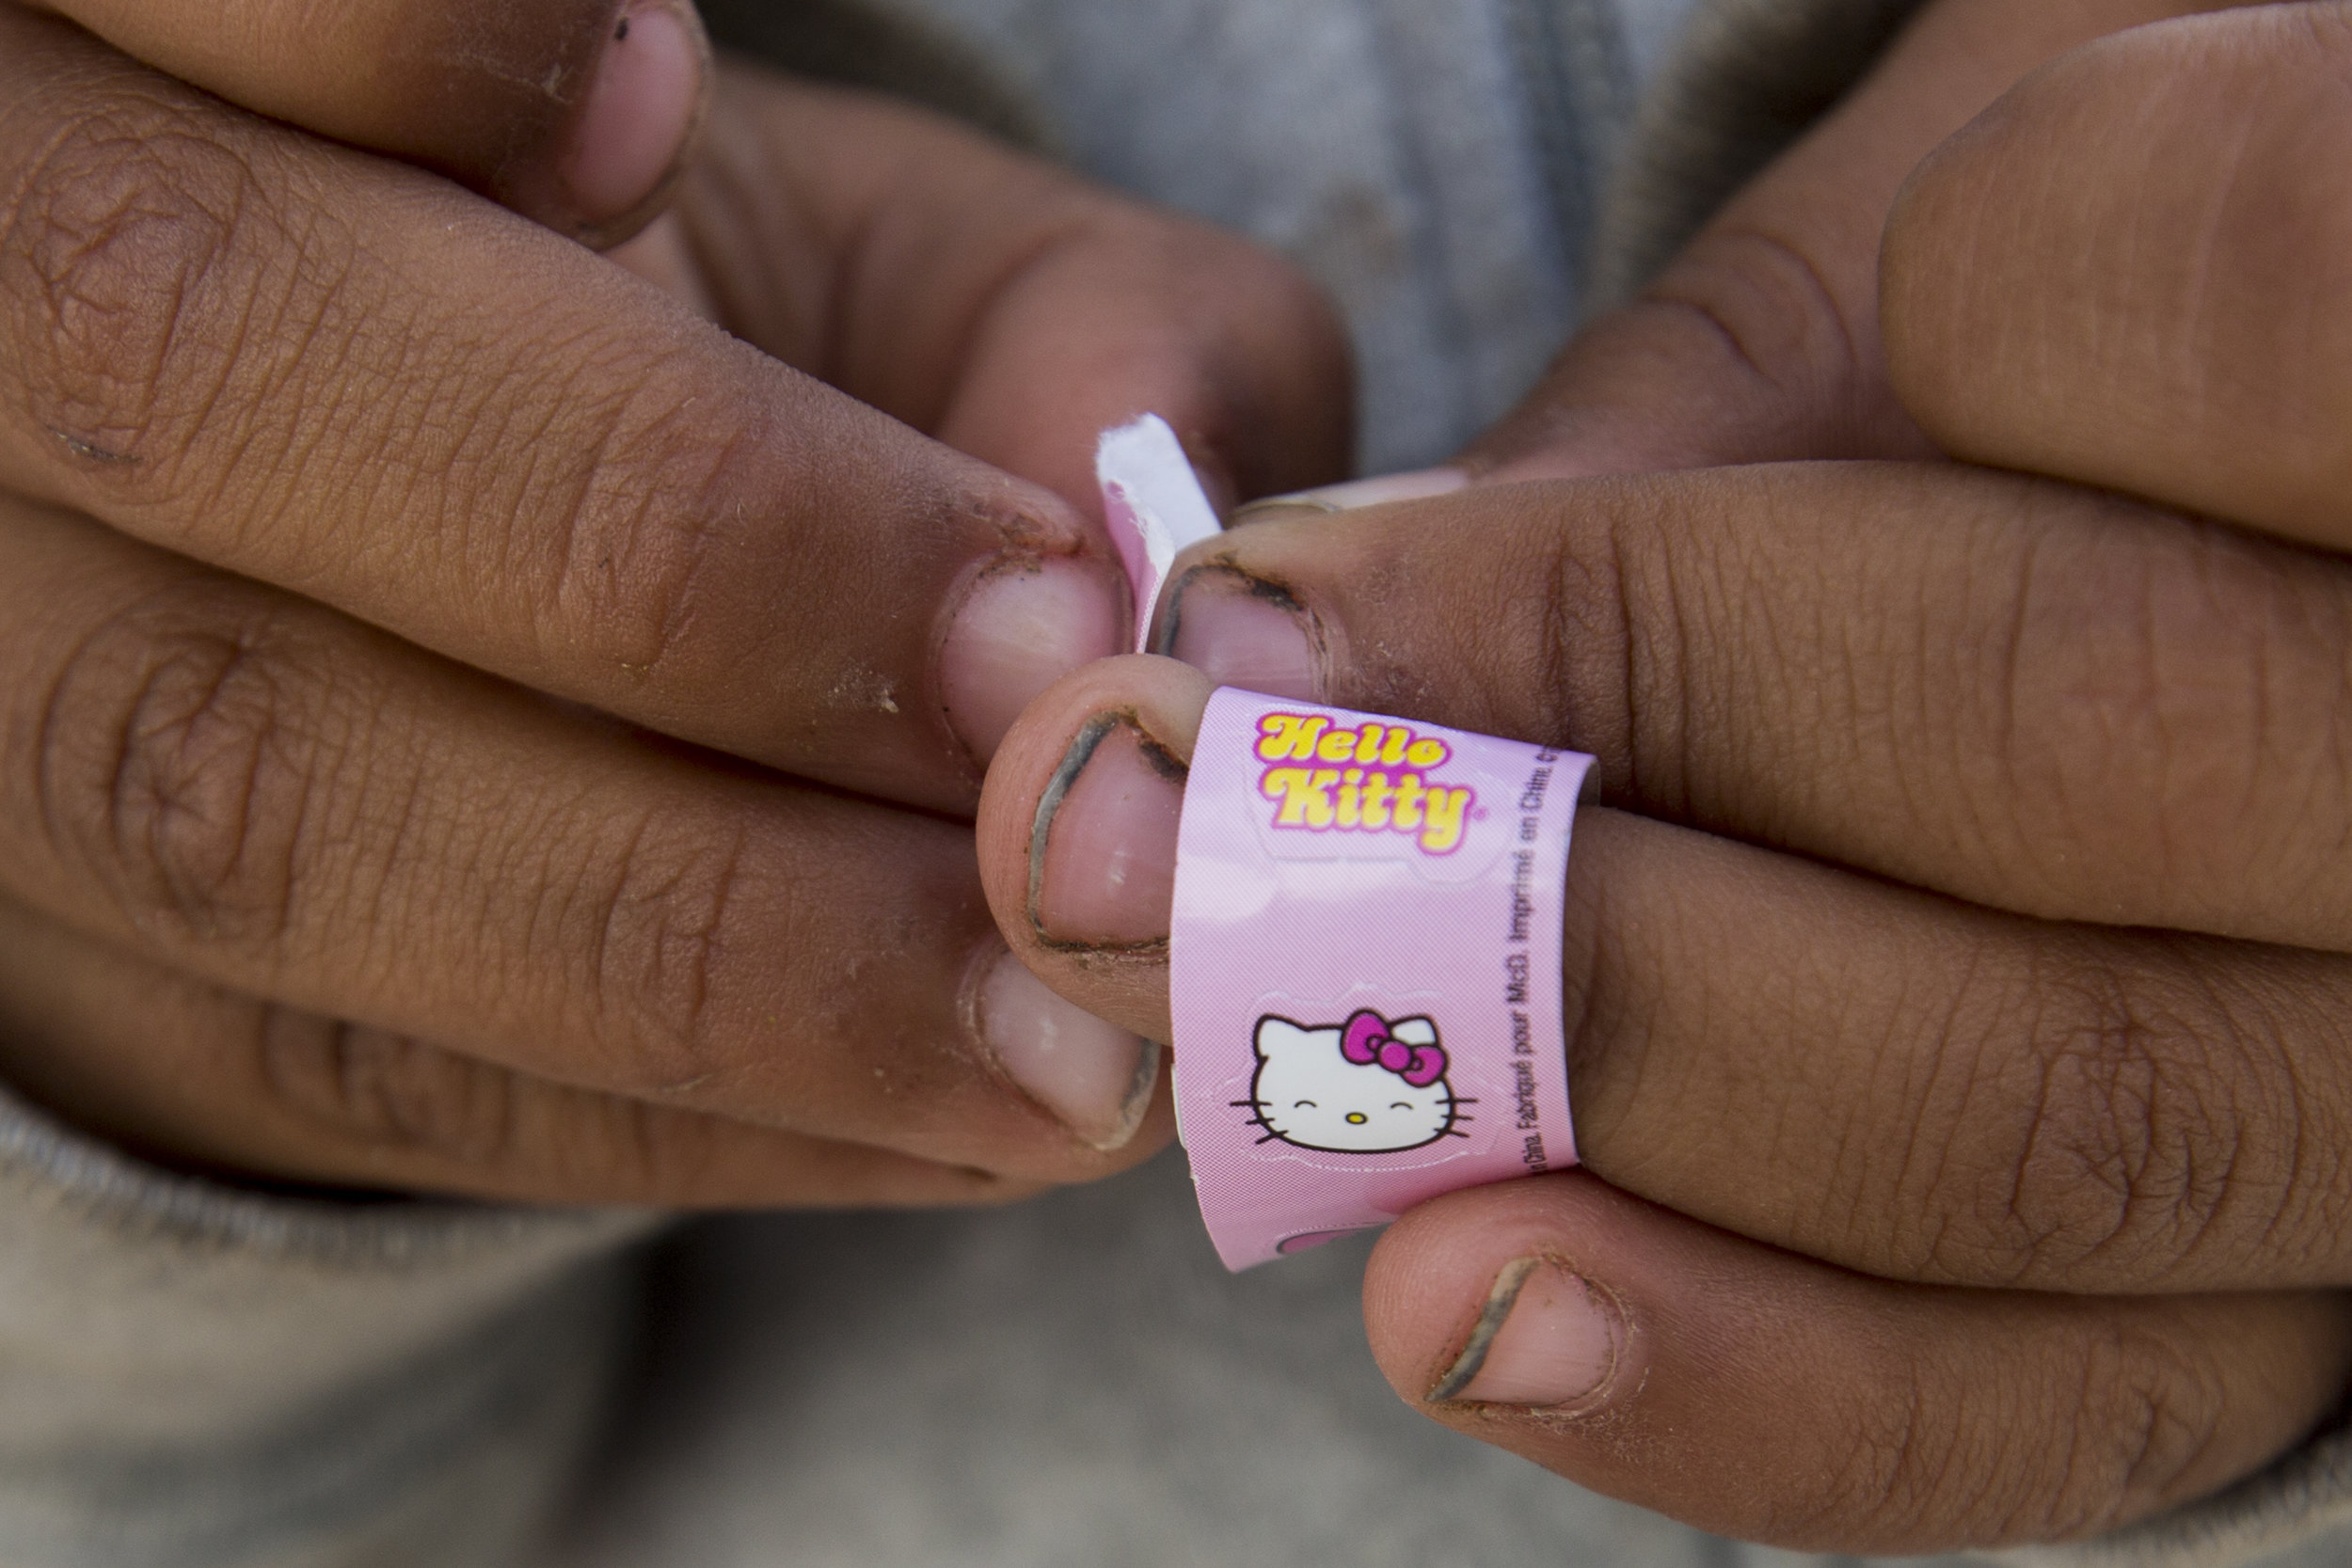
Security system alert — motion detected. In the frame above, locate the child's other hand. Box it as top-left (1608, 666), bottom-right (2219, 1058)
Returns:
top-left (972, 4), bottom-right (2352, 1551)
top-left (1319, 0), bottom-right (2271, 488)
top-left (0, 2), bottom-right (1347, 1203)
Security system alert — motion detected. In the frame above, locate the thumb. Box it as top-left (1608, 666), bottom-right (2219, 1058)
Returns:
top-left (1355, 0), bottom-right (2258, 491)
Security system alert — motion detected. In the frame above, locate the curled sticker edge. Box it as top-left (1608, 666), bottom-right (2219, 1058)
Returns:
top-left (1096, 414), bottom-right (1223, 652)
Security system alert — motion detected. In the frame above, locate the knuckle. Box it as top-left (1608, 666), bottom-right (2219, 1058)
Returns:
top-left (257, 1008), bottom-right (681, 1193)
top-left (1845, 1324), bottom-right (2228, 1545)
top-left (1790, 1380), bottom-right (1940, 1544)
top-left (38, 592), bottom-right (341, 951)
top-left (1125, 216), bottom-right (1351, 493)
top-left (0, 89), bottom-right (286, 483)
top-left (1644, 229), bottom-right (1869, 436)
top-left (1886, 12), bottom-right (2352, 505)
top-left (257, 1011), bottom-right (516, 1167)
top-left (1944, 954), bottom-right (2251, 1287)
top-left (568, 814), bottom-right (752, 1085)
top-left (534, 377), bottom-right (739, 680)
top-left (2055, 1323), bottom-right (2230, 1533)
top-left (1779, 1356), bottom-right (2041, 1548)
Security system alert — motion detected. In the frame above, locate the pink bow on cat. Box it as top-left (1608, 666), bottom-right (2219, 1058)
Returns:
top-left (1340, 1010), bottom-right (1447, 1087)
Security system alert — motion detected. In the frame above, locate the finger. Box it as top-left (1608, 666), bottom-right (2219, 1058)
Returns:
top-left (1363, 1175), bottom-right (2352, 1555)
top-left (0, 893), bottom-right (1025, 1207)
top-left (1452, 0), bottom-right (2256, 484)
top-left (0, 9), bottom-right (1124, 797)
top-left (1884, 4), bottom-right (2352, 555)
top-left (1156, 464), bottom-right (2352, 954)
top-left (976, 656), bottom-right (1202, 1045)
top-left (652, 68), bottom-right (1353, 515)
top-left (0, 499), bottom-right (1171, 1183)
top-left (32, 0), bottom-right (707, 245)
top-left (978, 656), bottom-right (2352, 1295)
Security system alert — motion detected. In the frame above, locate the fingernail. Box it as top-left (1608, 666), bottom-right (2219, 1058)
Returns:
top-left (975, 947), bottom-right (1159, 1150)
top-left (1030, 715), bottom-right (1184, 947)
top-left (1427, 1258), bottom-right (1624, 1409)
top-left (563, 2), bottom-right (708, 234)
top-left (1156, 568), bottom-right (1319, 700)
top-left (1230, 467), bottom-right (1467, 526)
top-left (941, 556), bottom-right (1126, 763)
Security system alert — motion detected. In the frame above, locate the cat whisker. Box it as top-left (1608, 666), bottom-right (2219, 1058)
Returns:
top-left (1441, 1127), bottom-right (1474, 1139)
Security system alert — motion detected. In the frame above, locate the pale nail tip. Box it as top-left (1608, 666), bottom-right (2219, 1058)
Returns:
top-left (944, 561), bottom-right (1123, 763)
top-left (978, 954), bottom-right (1154, 1148)
top-left (1085, 1037), bottom-right (1163, 1152)
top-left (565, 5), bottom-right (704, 224)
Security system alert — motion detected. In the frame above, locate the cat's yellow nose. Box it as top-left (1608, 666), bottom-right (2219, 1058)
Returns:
top-left (1345, 1112), bottom-right (1368, 1124)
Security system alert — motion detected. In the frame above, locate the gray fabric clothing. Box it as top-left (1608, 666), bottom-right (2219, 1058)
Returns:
top-left (541, 1156), bottom-right (2352, 1568)
top-left (0, 1084), bottom-right (654, 1565)
top-left (548, 1156), bottom-right (1734, 1568)
top-left (6, 0), bottom-right (2349, 1563)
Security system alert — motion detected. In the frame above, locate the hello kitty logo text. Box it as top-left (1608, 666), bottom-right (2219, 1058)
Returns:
top-left (1253, 714), bottom-right (1475, 854)
top-left (1236, 1010), bottom-right (1470, 1154)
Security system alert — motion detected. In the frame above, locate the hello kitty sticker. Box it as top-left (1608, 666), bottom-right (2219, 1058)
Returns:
top-left (1243, 1013), bottom-right (1460, 1153)
top-left (1168, 688), bottom-right (1597, 1270)
top-left (1095, 420), bottom-right (1600, 1270)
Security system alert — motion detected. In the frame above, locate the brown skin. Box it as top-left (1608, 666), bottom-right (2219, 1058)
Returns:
top-left (1466, 0), bottom-right (2277, 480)
top-left (34, 0), bottom-right (676, 244)
top-left (0, 887), bottom-right (1019, 1207)
top-left (0, 8), bottom-right (1346, 1203)
top-left (977, 1), bottom-right (2352, 1552)
top-left (1884, 6), bottom-right (2352, 551)
top-left (0, 18), bottom-right (1345, 814)
top-left (1367, 1180), bottom-right (2348, 1553)
top-left (648, 69), bottom-right (1348, 525)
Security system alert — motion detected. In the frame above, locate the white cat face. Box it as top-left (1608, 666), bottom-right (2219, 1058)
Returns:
top-left (1243, 1014), bottom-right (1461, 1153)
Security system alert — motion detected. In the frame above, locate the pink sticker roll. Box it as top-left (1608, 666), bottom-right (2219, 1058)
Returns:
top-left (1169, 688), bottom-right (1597, 1271)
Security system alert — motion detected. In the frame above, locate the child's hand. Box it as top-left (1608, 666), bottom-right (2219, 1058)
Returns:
top-left (0, 2), bottom-right (1347, 1202)
top-left (1355, 0), bottom-right (2274, 487)
top-left (972, 3), bottom-right (2352, 1551)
